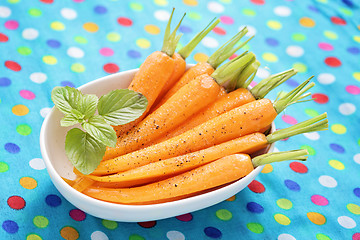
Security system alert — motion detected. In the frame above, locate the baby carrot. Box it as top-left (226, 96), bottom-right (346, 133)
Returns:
top-left (83, 150), bottom-right (309, 205)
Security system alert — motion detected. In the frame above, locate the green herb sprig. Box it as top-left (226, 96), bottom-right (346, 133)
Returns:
top-left (51, 86), bottom-right (148, 175)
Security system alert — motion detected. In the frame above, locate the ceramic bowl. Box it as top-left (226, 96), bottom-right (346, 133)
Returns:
top-left (40, 66), bottom-right (275, 222)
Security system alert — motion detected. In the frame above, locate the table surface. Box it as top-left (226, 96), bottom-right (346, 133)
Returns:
top-left (1, 0), bottom-right (360, 239)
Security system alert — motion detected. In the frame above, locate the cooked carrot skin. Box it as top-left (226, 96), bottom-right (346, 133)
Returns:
top-left (92, 98), bottom-right (277, 175)
top-left (83, 154), bottom-right (254, 205)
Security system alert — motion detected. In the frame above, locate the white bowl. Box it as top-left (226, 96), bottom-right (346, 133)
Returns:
top-left (40, 67), bottom-right (275, 222)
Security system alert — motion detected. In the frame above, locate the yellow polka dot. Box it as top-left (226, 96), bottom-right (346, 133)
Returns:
top-left (226, 195), bottom-right (236, 201)
top-left (136, 38), bottom-right (151, 49)
top-left (12, 105), bottom-right (29, 116)
top-left (154, 0), bottom-right (168, 6)
top-left (329, 159), bottom-right (345, 170)
top-left (307, 212), bottom-right (326, 225)
top-left (267, 20), bottom-right (282, 30)
top-left (354, 72), bottom-right (360, 81)
top-left (274, 213), bottom-right (291, 225)
top-left (144, 24), bottom-right (161, 35)
top-left (261, 164), bottom-right (273, 173)
top-left (50, 21), bottom-right (65, 31)
top-left (42, 55), bottom-right (57, 65)
top-left (347, 203), bottom-right (360, 215)
top-left (20, 177), bottom-right (37, 189)
top-left (353, 36), bottom-right (360, 43)
top-left (300, 17), bottom-right (316, 27)
top-left (183, 0), bottom-right (198, 6)
top-left (60, 226), bottom-right (79, 240)
top-left (83, 22), bottom-right (99, 33)
top-left (331, 123), bottom-right (346, 134)
top-left (194, 52), bottom-right (208, 63)
top-left (292, 62), bottom-right (307, 73)
top-left (262, 52), bottom-right (278, 62)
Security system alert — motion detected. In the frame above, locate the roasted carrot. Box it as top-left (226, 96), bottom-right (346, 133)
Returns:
top-left (87, 113), bottom-right (327, 187)
top-left (83, 150), bottom-right (309, 205)
top-left (71, 176), bottom-right (95, 192)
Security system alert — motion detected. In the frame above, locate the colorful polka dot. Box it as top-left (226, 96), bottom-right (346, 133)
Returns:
top-left (346, 85), bottom-right (360, 95)
top-left (20, 176), bottom-right (37, 189)
top-left (204, 226), bottom-right (222, 238)
top-left (276, 198), bottom-right (293, 210)
top-left (329, 159), bottom-right (345, 170)
top-left (83, 22), bottom-right (99, 32)
top-left (117, 17), bottom-right (133, 26)
top-left (5, 20), bottom-right (19, 30)
top-left (262, 52), bottom-right (278, 62)
top-left (42, 55), bottom-right (57, 65)
top-left (338, 216), bottom-right (356, 229)
top-left (33, 216), bottom-right (49, 228)
top-left (246, 222), bottom-right (264, 234)
top-left (292, 33), bottom-right (306, 42)
top-left (106, 32), bottom-right (121, 42)
top-left (261, 164), bottom-right (273, 173)
top-left (347, 203), bottom-right (360, 215)
top-left (26, 234), bottom-right (42, 240)
top-left (215, 209), bottom-right (233, 220)
top-left (208, 2), bottom-right (225, 13)
top-left (299, 17), bottom-right (315, 27)
top-left (307, 212), bottom-right (326, 225)
top-left (290, 162), bottom-right (308, 173)
top-left (5, 60), bottom-right (22, 71)
top-left (103, 63), bottom-right (119, 73)
top-left (71, 63), bottom-right (85, 73)
top-left (60, 226), bottom-right (79, 240)
top-left (69, 209), bottom-right (86, 221)
top-left (274, 213), bottom-right (291, 225)
top-left (176, 213), bottom-right (193, 222)
top-left (247, 202), bottom-right (264, 213)
top-left (138, 221), bottom-right (156, 228)
top-left (311, 195), bottom-right (329, 206)
top-left (61, 8), bottom-right (77, 20)
top-left (312, 93), bottom-right (329, 104)
top-left (45, 194), bottom-right (62, 207)
top-left (8, 195), bottom-right (26, 210)
top-left (267, 20), bottom-right (282, 30)
top-left (284, 179), bottom-right (300, 191)
top-left (324, 57), bottom-right (341, 67)
top-left (331, 123), bottom-right (347, 134)
top-left (193, 52), bottom-right (208, 63)
top-left (2, 220), bottom-right (19, 234)
top-left (16, 123), bottom-right (32, 136)
top-left (28, 8), bottom-right (42, 17)
top-left (248, 180), bottom-right (265, 193)
top-left (102, 220), bottom-right (118, 230)
top-left (166, 231), bottom-right (185, 240)
top-left (144, 24), bottom-right (160, 35)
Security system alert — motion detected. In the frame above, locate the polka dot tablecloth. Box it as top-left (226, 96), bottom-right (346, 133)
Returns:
top-left (1, 0), bottom-right (359, 239)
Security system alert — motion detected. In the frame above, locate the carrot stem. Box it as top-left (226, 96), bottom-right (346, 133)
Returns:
top-left (236, 59), bottom-right (259, 89)
top-left (252, 149), bottom-right (308, 167)
top-left (178, 18), bottom-right (220, 59)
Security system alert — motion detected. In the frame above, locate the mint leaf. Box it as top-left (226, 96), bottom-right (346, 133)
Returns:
top-left (98, 89), bottom-right (148, 126)
top-left (61, 113), bottom-right (81, 127)
top-left (82, 115), bottom-right (117, 148)
top-left (51, 86), bottom-right (83, 115)
top-left (65, 128), bottom-right (106, 175)
top-left (78, 94), bottom-right (98, 119)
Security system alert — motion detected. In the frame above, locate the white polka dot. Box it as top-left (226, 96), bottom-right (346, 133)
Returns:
top-left (339, 103), bottom-right (356, 115)
top-left (317, 73), bottom-right (335, 85)
top-left (67, 47), bottom-right (84, 58)
top-left (154, 10), bottom-right (170, 21)
top-left (29, 158), bottom-right (46, 170)
top-left (91, 231), bottom-right (109, 240)
top-left (0, 6), bottom-right (11, 18)
top-left (338, 216), bottom-right (356, 229)
top-left (273, 147), bottom-right (280, 152)
top-left (256, 67), bottom-right (270, 79)
top-left (40, 107), bottom-right (52, 118)
top-left (318, 175), bottom-right (337, 188)
top-left (303, 132), bottom-right (320, 140)
top-left (354, 153), bottom-right (360, 164)
top-left (30, 72), bottom-right (47, 84)
top-left (201, 36), bottom-right (218, 48)
top-left (207, 2), bottom-right (225, 13)
top-left (22, 28), bottom-right (39, 40)
top-left (239, 25), bottom-right (256, 37)
top-left (60, 8), bottom-right (77, 20)
top-left (274, 6), bottom-right (292, 17)
top-left (286, 46), bottom-right (304, 57)
top-left (166, 230), bottom-right (185, 240)
top-left (277, 233), bottom-right (296, 240)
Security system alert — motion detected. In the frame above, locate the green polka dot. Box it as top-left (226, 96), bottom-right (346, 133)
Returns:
top-left (339, 7), bottom-right (352, 16)
top-left (8, 0), bottom-right (20, 3)
top-left (300, 145), bottom-right (316, 155)
top-left (267, 20), bottom-right (282, 30)
top-left (26, 233), bottom-right (42, 240)
top-left (324, 30), bottom-right (338, 40)
top-left (16, 124), bottom-right (32, 136)
top-left (347, 203), bottom-right (360, 215)
top-left (274, 213), bottom-right (291, 225)
top-left (292, 62), bottom-right (307, 73)
top-left (129, 234), bottom-right (145, 240)
top-left (129, 2), bottom-right (143, 11)
top-left (329, 159), bottom-right (345, 170)
top-left (304, 108), bottom-right (319, 117)
top-left (292, 33), bottom-right (306, 42)
top-left (0, 162), bottom-right (9, 173)
top-left (220, 0), bottom-right (232, 3)
top-left (242, 8), bottom-right (256, 16)
top-left (246, 222), bottom-right (264, 234)
top-left (331, 123), bottom-right (347, 134)
top-left (262, 52), bottom-right (278, 62)
top-left (74, 36), bottom-right (88, 44)
top-left (28, 8), bottom-right (42, 17)
top-left (276, 198), bottom-right (293, 210)
top-left (33, 216), bottom-right (49, 228)
top-left (316, 233), bottom-right (331, 240)
top-left (102, 219), bottom-right (118, 230)
top-left (107, 32), bottom-right (121, 42)
top-left (42, 55), bottom-right (57, 65)
top-left (71, 63), bottom-right (85, 73)
top-left (17, 46), bottom-right (32, 56)
top-left (216, 209), bottom-right (233, 221)
top-left (316, 0), bottom-right (327, 3)
top-left (188, 11), bottom-right (201, 20)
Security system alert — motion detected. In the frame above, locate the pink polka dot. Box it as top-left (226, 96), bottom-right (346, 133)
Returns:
top-left (73, 0), bottom-right (84, 2)
top-left (220, 16), bottom-right (234, 25)
top-left (176, 213), bottom-right (193, 222)
top-left (346, 85), bottom-right (360, 95)
top-left (353, 233), bottom-right (360, 240)
top-left (311, 194), bottom-right (329, 206)
top-left (318, 42), bottom-right (333, 51)
top-left (69, 209), bottom-right (86, 221)
top-left (99, 47), bottom-right (114, 57)
top-left (4, 20), bottom-right (19, 30)
top-left (19, 90), bottom-right (36, 100)
top-left (249, 81), bottom-right (258, 88)
top-left (282, 114), bottom-right (297, 125)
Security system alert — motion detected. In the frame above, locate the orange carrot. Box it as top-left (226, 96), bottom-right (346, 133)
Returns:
top-left (72, 176), bottom-right (95, 192)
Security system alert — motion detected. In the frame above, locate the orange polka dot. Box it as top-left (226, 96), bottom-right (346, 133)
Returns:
top-left (226, 195), bottom-right (236, 201)
top-left (193, 52), bottom-right (208, 63)
top-left (12, 104), bottom-right (29, 116)
top-left (261, 164), bottom-right (273, 173)
top-left (299, 17), bottom-right (316, 28)
top-left (20, 177), bottom-right (37, 189)
top-left (183, 0), bottom-right (198, 6)
top-left (60, 226), bottom-right (79, 240)
top-left (307, 212), bottom-right (326, 225)
top-left (83, 22), bottom-right (99, 33)
top-left (144, 24), bottom-right (160, 35)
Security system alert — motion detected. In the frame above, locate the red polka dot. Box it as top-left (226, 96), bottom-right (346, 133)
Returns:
top-left (312, 93), bottom-right (329, 104)
top-left (5, 61), bottom-right (22, 72)
top-left (117, 17), bottom-right (133, 27)
top-left (212, 27), bottom-right (226, 35)
top-left (353, 233), bottom-right (360, 240)
top-left (103, 63), bottom-right (119, 74)
top-left (248, 180), bottom-right (265, 193)
top-left (138, 221), bottom-right (156, 228)
top-left (324, 57), bottom-right (341, 67)
top-left (7, 196), bottom-right (26, 210)
top-left (176, 213), bottom-right (193, 222)
top-left (346, 85), bottom-right (360, 95)
top-left (20, 90), bottom-right (36, 100)
top-left (311, 194), bottom-right (329, 206)
top-left (250, 0), bottom-right (265, 5)
top-left (331, 16), bottom-right (346, 25)
top-left (229, 53), bottom-right (238, 60)
top-left (40, 0), bottom-right (54, 3)
top-left (0, 33), bottom-right (9, 42)
top-left (290, 162), bottom-right (308, 173)
top-left (69, 209), bottom-right (86, 221)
